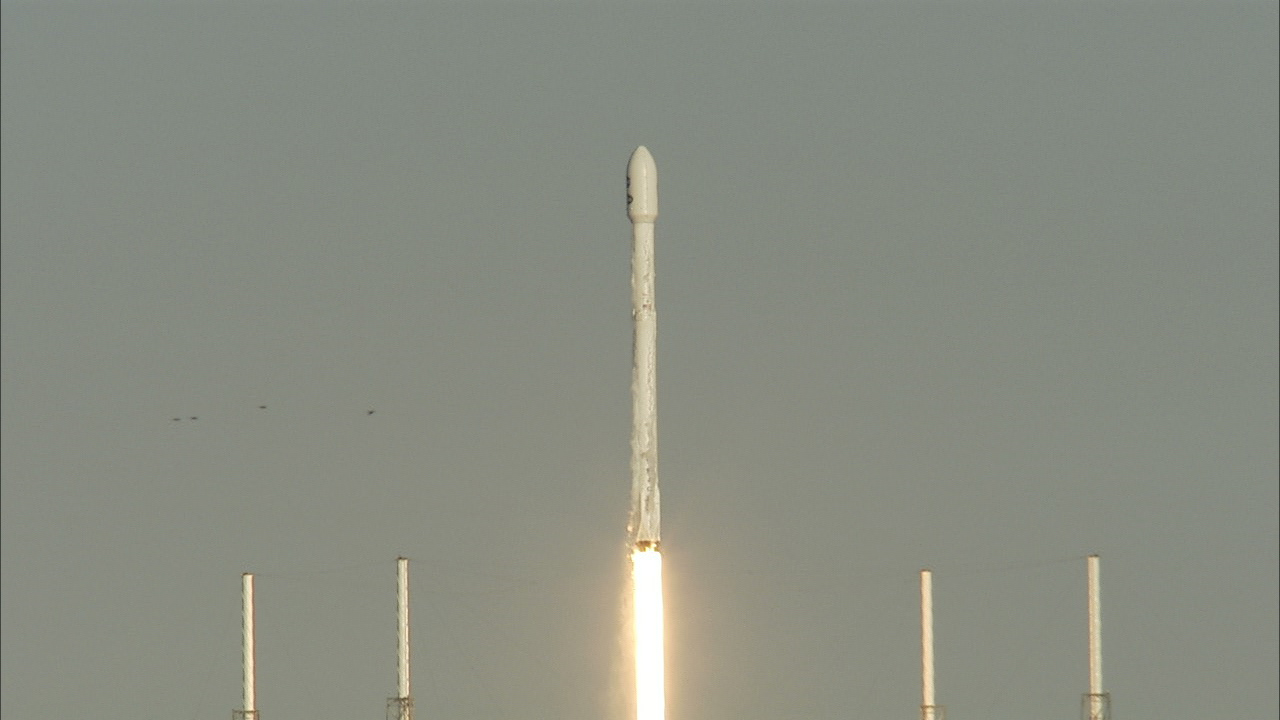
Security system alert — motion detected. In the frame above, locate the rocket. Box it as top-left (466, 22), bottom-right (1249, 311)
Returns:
top-left (627, 146), bottom-right (660, 550)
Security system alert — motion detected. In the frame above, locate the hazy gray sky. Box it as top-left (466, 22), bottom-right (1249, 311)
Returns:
top-left (2, 2), bottom-right (1276, 719)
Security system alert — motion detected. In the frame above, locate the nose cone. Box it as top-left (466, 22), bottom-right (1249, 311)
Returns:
top-left (626, 146), bottom-right (658, 222)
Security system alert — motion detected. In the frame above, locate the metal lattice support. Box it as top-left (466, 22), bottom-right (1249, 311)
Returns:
top-left (233, 711), bottom-right (259, 720)
top-left (1082, 692), bottom-right (1111, 720)
top-left (387, 696), bottom-right (413, 720)
top-left (921, 704), bottom-right (946, 720)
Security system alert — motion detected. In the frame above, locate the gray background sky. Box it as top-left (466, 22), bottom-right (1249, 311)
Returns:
top-left (2, 2), bottom-right (1276, 719)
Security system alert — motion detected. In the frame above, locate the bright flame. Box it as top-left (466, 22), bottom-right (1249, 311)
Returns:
top-left (632, 547), bottom-right (665, 720)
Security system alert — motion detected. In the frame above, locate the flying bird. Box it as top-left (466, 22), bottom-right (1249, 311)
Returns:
top-left (367, 410), bottom-right (375, 415)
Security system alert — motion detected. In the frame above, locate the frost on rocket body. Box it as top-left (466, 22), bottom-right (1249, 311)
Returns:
top-left (628, 146), bottom-right (661, 545)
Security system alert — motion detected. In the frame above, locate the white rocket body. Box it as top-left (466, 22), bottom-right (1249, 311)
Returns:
top-left (627, 146), bottom-right (660, 547)
top-left (1087, 554), bottom-right (1105, 720)
top-left (241, 573), bottom-right (256, 716)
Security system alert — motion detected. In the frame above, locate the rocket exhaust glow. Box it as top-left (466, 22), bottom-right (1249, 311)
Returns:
top-left (626, 146), bottom-right (665, 720)
top-left (632, 546), bottom-right (665, 720)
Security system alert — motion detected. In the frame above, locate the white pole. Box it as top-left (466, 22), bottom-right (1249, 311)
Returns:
top-left (921, 569), bottom-right (936, 720)
top-left (397, 557), bottom-right (411, 700)
top-left (627, 145), bottom-right (660, 549)
top-left (1087, 554), bottom-right (1103, 720)
top-left (242, 572), bottom-right (256, 715)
